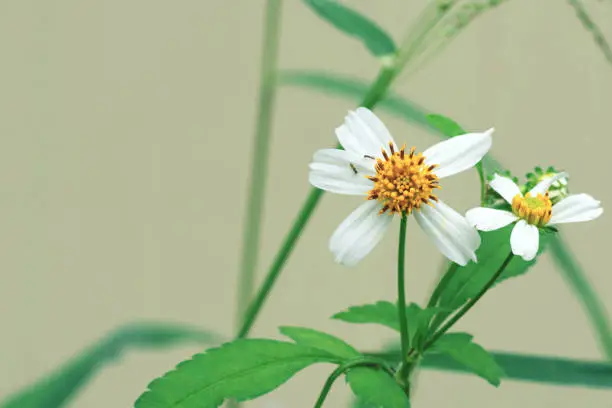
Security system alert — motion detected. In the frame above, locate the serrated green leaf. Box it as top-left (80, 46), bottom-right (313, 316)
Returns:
top-left (135, 339), bottom-right (341, 408)
top-left (279, 326), bottom-right (361, 359)
top-left (426, 114), bottom-right (465, 137)
top-left (426, 333), bottom-right (504, 386)
top-left (1, 323), bottom-right (222, 408)
top-left (346, 367), bottom-right (410, 408)
top-left (333, 302), bottom-right (444, 350)
top-left (303, 0), bottom-right (396, 58)
top-left (437, 225), bottom-right (551, 311)
top-left (333, 301), bottom-right (400, 331)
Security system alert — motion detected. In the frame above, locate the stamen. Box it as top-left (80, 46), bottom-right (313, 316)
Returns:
top-left (366, 144), bottom-right (440, 216)
top-left (511, 193), bottom-right (553, 226)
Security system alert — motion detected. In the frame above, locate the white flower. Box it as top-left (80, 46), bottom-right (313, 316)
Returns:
top-left (308, 107), bottom-right (494, 266)
top-left (466, 173), bottom-right (603, 261)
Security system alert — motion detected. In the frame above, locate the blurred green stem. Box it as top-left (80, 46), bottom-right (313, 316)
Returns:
top-left (237, 65), bottom-right (398, 338)
top-left (235, 0), bottom-right (284, 329)
top-left (549, 234), bottom-right (612, 359)
top-left (567, 0), bottom-right (612, 67)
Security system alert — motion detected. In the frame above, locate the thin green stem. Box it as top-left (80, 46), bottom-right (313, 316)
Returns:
top-left (237, 66), bottom-right (398, 338)
top-left (424, 252), bottom-right (515, 349)
top-left (549, 234), bottom-right (612, 359)
top-left (313, 358), bottom-right (395, 408)
top-left (397, 214), bottom-right (410, 362)
top-left (235, 0), bottom-right (284, 328)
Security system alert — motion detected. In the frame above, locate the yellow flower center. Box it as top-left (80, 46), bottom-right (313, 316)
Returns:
top-left (367, 143), bottom-right (440, 215)
top-left (511, 193), bottom-right (552, 226)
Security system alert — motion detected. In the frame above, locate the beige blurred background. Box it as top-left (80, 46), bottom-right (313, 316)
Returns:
top-left (1, 0), bottom-right (611, 406)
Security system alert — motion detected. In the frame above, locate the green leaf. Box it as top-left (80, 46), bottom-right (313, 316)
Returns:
top-left (346, 367), bottom-right (410, 408)
top-left (135, 339), bottom-right (340, 408)
top-left (303, 0), bottom-right (396, 58)
top-left (426, 114), bottom-right (465, 137)
top-left (279, 326), bottom-right (361, 359)
top-left (437, 225), bottom-right (551, 311)
top-left (372, 347), bottom-right (612, 389)
top-left (1, 322), bottom-right (222, 408)
top-left (405, 304), bottom-right (445, 351)
top-left (333, 301), bottom-right (400, 332)
top-left (426, 333), bottom-right (504, 386)
top-left (332, 302), bottom-right (444, 351)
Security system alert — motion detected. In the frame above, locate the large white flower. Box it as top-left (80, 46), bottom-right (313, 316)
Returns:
top-left (466, 173), bottom-right (603, 261)
top-left (308, 107), bottom-right (494, 266)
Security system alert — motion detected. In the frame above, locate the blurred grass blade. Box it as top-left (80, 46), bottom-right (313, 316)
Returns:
top-left (303, 0), bottom-right (396, 58)
top-left (549, 234), bottom-right (612, 359)
top-left (567, 0), bottom-right (612, 67)
top-left (423, 351), bottom-right (612, 388)
top-left (1, 323), bottom-right (222, 408)
top-left (279, 69), bottom-right (612, 359)
top-left (371, 349), bottom-right (612, 389)
top-left (279, 69), bottom-right (429, 127)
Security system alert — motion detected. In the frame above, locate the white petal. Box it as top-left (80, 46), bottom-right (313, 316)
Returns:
top-left (329, 201), bottom-right (393, 266)
top-left (489, 174), bottom-right (522, 204)
top-left (529, 172), bottom-right (569, 196)
top-left (414, 200), bottom-right (481, 266)
top-left (465, 207), bottom-right (518, 231)
top-left (308, 149), bottom-right (375, 195)
top-left (510, 220), bottom-right (539, 261)
top-left (423, 128), bottom-right (493, 178)
top-left (336, 108), bottom-right (395, 156)
top-left (335, 124), bottom-right (364, 156)
top-left (549, 193), bottom-right (603, 225)
top-left (353, 107), bottom-right (396, 148)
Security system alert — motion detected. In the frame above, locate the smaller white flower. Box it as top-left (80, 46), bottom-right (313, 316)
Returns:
top-left (466, 173), bottom-right (603, 261)
top-left (309, 108), bottom-right (494, 266)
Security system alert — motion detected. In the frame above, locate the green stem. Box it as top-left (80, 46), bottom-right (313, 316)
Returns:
top-left (237, 66), bottom-right (398, 338)
top-left (313, 358), bottom-right (395, 408)
top-left (235, 0), bottom-right (284, 327)
top-left (549, 234), bottom-right (612, 359)
top-left (424, 252), bottom-right (514, 349)
top-left (397, 214), bottom-right (410, 362)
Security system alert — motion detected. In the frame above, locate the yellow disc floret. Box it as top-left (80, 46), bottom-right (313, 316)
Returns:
top-left (367, 143), bottom-right (440, 215)
top-left (511, 193), bottom-right (552, 226)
